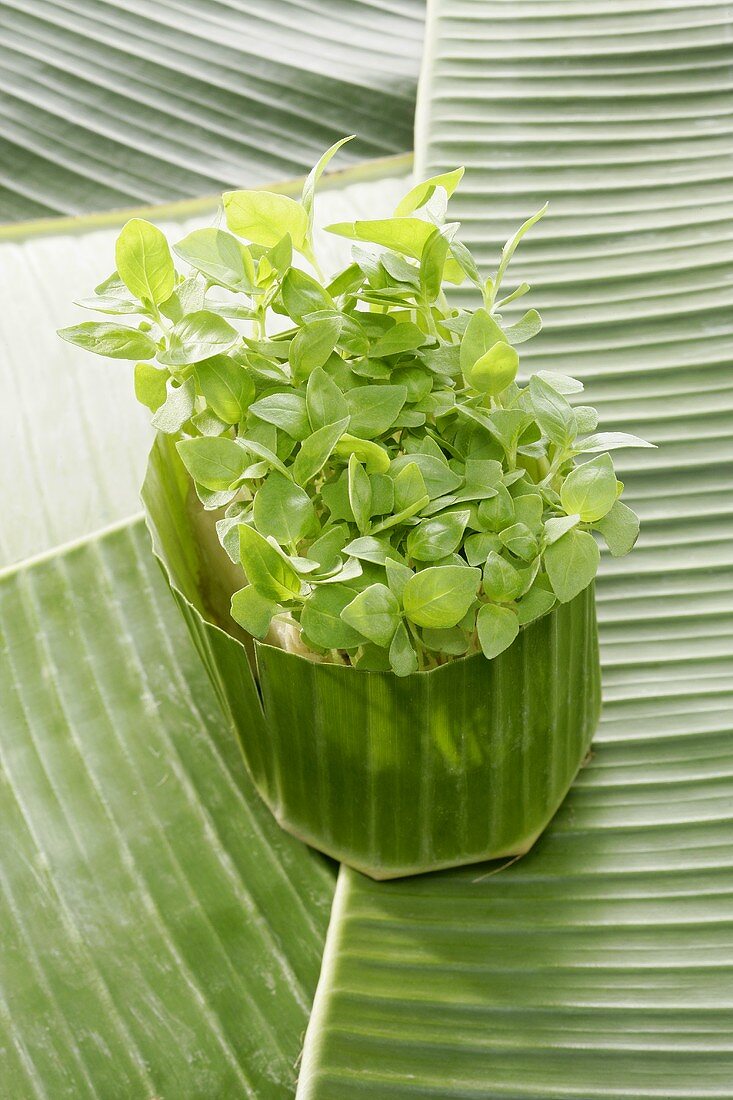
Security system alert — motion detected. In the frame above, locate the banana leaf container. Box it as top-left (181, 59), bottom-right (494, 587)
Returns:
top-left (142, 433), bottom-right (602, 879)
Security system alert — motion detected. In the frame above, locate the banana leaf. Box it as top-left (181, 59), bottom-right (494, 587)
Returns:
top-left (295, 0), bottom-right (733, 1093)
top-left (0, 0), bottom-right (423, 221)
top-left (143, 433), bottom-right (601, 878)
top-left (0, 158), bottom-right (409, 569)
top-left (3, 0), bottom-right (733, 1089)
top-left (0, 518), bottom-right (335, 1098)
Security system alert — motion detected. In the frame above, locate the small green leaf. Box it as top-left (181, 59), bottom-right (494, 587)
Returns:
top-left (301, 135), bottom-right (354, 232)
top-left (223, 189), bottom-right (308, 251)
top-left (306, 366), bottom-right (348, 431)
top-left (464, 531), bottom-right (502, 566)
top-left (534, 370), bottom-right (584, 395)
top-left (343, 536), bottom-right (401, 566)
top-left (406, 511), bottom-right (469, 562)
top-left (341, 583), bottom-right (400, 648)
top-left (422, 626), bottom-right (469, 655)
top-left (115, 218), bottom-right (175, 306)
top-left (381, 251), bottom-right (420, 288)
top-left (392, 461), bottom-right (428, 511)
top-left (134, 361), bottom-right (169, 411)
top-left (595, 499), bottom-right (640, 557)
top-left (174, 228), bottom-right (255, 293)
top-left (390, 453), bottom-right (462, 500)
top-left (176, 435), bottom-right (248, 491)
top-left (403, 566), bottom-right (481, 629)
top-left (345, 385), bottom-right (407, 439)
top-left (494, 203), bottom-right (548, 296)
top-left (466, 341), bottom-right (519, 396)
top-left (384, 558), bottom-right (412, 602)
top-left (544, 514), bottom-right (580, 545)
top-left (544, 528), bottom-right (600, 603)
top-left (504, 308), bottom-right (542, 345)
top-left (260, 234), bottom-right (293, 281)
top-left (460, 308), bottom-right (505, 376)
top-left (394, 167), bottom-right (464, 217)
top-left (325, 218), bottom-right (436, 259)
top-left (348, 455), bottom-right (373, 535)
top-left (332, 435), bottom-right (391, 474)
top-left (289, 316), bottom-right (342, 381)
top-left (476, 603), bottom-right (519, 659)
top-left (574, 407), bottom-right (599, 435)
top-left (391, 364), bottom-right (433, 404)
top-left (477, 484), bottom-right (515, 532)
top-left (513, 493), bottom-right (543, 534)
top-left (498, 522), bottom-right (538, 562)
top-left (307, 525), bottom-right (348, 570)
top-left (447, 237), bottom-right (482, 289)
top-left (239, 438), bottom-right (293, 481)
top-left (253, 473), bottom-right (317, 545)
top-left (158, 311), bottom-right (238, 366)
top-left (249, 392), bottom-right (310, 439)
top-left (561, 453), bottom-right (618, 522)
top-left (516, 577), bottom-right (557, 626)
top-left (230, 586), bottom-right (276, 638)
top-left (238, 524), bottom-right (302, 601)
top-left (353, 645), bottom-right (391, 671)
top-left (150, 376), bottom-right (196, 433)
top-left (75, 285), bottom-right (139, 314)
top-left (420, 225), bottom-right (456, 303)
top-left (292, 418), bottom-right (349, 485)
top-left (280, 268), bottom-right (335, 323)
top-left (483, 551), bottom-right (522, 602)
top-left (191, 408), bottom-right (228, 438)
top-left (574, 432), bottom-right (656, 453)
top-left (195, 355), bottom-right (254, 424)
top-left (455, 459), bottom-right (503, 503)
top-left (301, 584), bottom-right (366, 650)
top-left (370, 322), bottom-right (428, 359)
top-left (529, 374), bottom-right (577, 449)
top-left (389, 621), bottom-right (419, 676)
top-left (58, 321), bottom-right (157, 360)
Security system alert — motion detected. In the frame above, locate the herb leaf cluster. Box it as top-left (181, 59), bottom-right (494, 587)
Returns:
top-left (60, 140), bottom-right (653, 674)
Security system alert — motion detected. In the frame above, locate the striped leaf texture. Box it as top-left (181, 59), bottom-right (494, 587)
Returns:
top-left (296, 1), bottom-right (733, 1095)
top-left (0, 161), bottom-right (409, 569)
top-left (0, 0), bottom-right (423, 221)
top-left (0, 518), bottom-right (336, 1098)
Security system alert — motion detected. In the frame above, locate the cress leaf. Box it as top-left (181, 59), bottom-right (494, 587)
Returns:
top-left (238, 524), bottom-right (302, 602)
top-left (403, 566), bottom-right (481, 629)
top-left (341, 584), bottom-right (401, 648)
top-left (115, 218), bottom-right (175, 306)
top-left (476, 603), bottom-right (519, 660)
top-left (544, 528), bottom-right (600, 603)
top-left (223, 189), bottom-right (308, 251)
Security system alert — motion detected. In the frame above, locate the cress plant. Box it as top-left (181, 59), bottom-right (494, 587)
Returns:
top-left (59, 138), bottom-right (653, 675)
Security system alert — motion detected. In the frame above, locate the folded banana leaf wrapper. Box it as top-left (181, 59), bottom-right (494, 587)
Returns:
top-left (142, 433), bottom-right (601, 878)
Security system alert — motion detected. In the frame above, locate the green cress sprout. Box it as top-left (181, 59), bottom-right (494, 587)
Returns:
top-left (59, 139), bottom-right (654, 675)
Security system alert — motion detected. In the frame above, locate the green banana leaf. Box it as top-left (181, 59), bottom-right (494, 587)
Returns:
top-left (2, 0), bottom-right (733, 1091)
top-left (0, 518), bottom-right (335, 1098)
top-left (0, 0), bottom-right (423, 221)
top-left (0, 158), bottom-right (409, 569)
top-left (295, 1), bottom-right (733, 1094)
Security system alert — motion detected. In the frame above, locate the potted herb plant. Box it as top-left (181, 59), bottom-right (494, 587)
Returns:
top-left (59, 140), bottom-right (653, 878)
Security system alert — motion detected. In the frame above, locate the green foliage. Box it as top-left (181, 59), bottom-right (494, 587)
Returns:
top-left (61, 142), bottom-right (653, 673)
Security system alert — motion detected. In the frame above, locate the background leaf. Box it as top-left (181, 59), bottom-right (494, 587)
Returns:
top-left (0, 521), bottom-right (334, 1098)
top-left (0, 0), bottom-right (423, 221)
